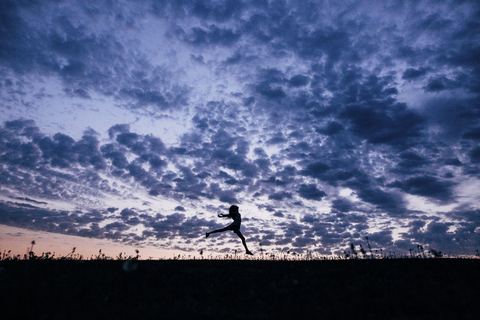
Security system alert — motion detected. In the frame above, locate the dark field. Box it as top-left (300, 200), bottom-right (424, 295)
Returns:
top-left (1, 259), bottom-right (479, 319)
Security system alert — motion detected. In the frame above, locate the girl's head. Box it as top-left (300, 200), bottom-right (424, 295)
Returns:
top-left (229, 205), bottom-right (239, 214)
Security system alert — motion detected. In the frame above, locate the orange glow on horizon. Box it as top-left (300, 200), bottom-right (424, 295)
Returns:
top-left (0, 224), bottom-right (197, 260)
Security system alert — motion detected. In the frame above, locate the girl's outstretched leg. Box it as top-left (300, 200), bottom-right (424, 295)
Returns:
top-left (235, 230), bottom-right (253, 255)
top-left (206, 226), bottom-right (231, 238)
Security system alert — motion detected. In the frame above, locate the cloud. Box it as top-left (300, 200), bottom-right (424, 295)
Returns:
top-left (182, 25), bottom-right (242, 47)
top-left (389, 176), bottom-right (455, 202)
top-left (402, 67), bottom-right (428, 81)
top-left (1, 1), bottom-right (190, 113)
top-left (331, 198), bottom-right (353, 213)
top-left (2, 0), bottom-right (480, 255)
top-left (316, 121), bottom-right (344, 136)
top-left (297, 184), bottom-right (326, 201)
top-left (469, 147), bottom-right (480, 164)
top-left (340, 100), bottom-right (425, 148)
top-left (268, 192), bottom-right (292, 201)
top-left (355, 187), bottom-right (405, 212)
top-left (288, 75), bottom-right (310, 87)
top-left (189, 0), bottom-right (244, 22)
top-left (300, 161), bottom-right (330, 179)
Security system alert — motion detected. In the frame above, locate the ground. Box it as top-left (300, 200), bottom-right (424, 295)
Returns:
top-left (0, 259), bottom-right (478, 319)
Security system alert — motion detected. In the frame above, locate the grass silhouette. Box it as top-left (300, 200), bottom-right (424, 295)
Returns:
top-left (0, 242), bottom-right (479, 319)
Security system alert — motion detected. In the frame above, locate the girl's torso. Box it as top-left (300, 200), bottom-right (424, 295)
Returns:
top-left (231, 212), bottom-right (241, 226)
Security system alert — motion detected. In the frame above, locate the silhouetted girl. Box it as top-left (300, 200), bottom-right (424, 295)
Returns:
top-left (206, 205), bottom-right (253, 255)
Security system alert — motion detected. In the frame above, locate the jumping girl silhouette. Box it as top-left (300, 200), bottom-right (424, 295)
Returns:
top-left (206, 205), bottom-right (253, 255)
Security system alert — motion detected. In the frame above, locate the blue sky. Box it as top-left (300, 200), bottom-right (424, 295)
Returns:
top-left (1, 0), bottom-right (480, 257)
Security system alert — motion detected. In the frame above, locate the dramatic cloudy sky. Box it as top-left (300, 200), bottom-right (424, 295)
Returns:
top-left (1, 0), bottom-right (480, 257)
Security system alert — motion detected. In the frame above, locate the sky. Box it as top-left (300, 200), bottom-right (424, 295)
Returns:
top-left (1, 0), bottom-right (480, 258)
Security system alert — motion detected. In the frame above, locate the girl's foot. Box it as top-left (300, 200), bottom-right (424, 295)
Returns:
top-left (206, 233), bottom-right (210, 238)
top-left (246, 250), bottom-right (253, 255)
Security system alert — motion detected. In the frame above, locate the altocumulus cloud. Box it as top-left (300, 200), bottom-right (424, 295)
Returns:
top-left (1, 0), bottom-right (480, 255)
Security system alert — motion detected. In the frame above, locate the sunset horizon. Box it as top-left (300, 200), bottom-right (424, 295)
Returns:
top-left (1, 0), bottom-right (480, 258)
